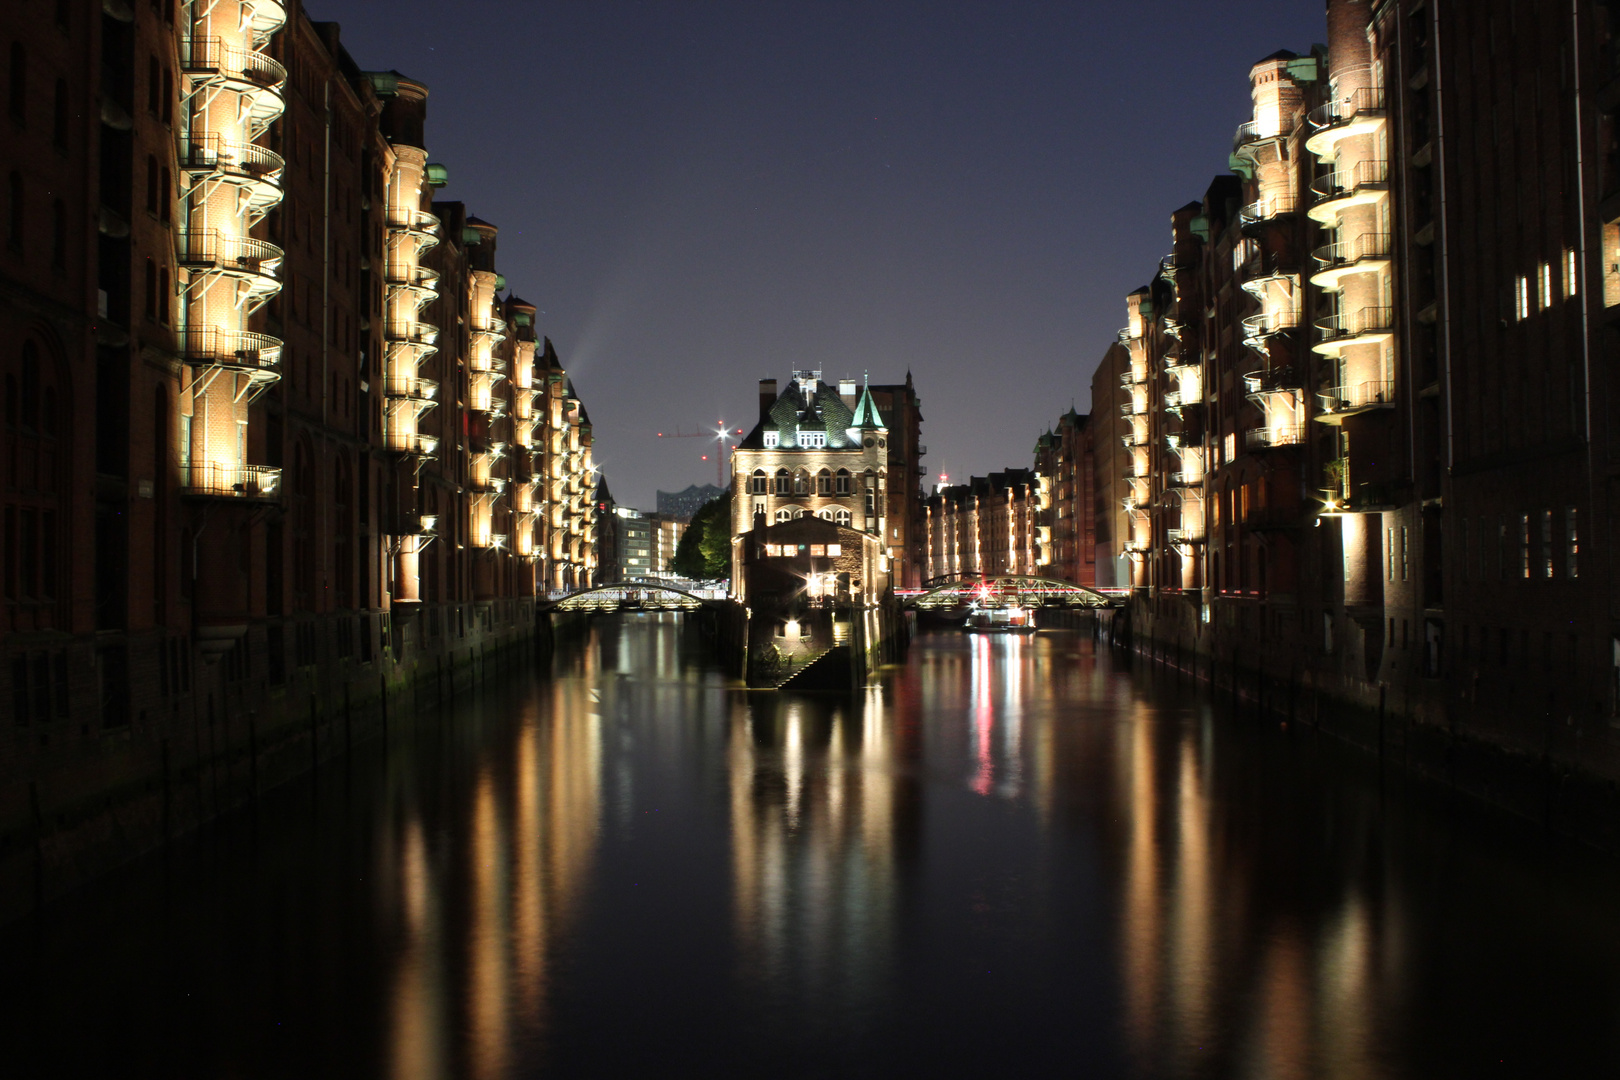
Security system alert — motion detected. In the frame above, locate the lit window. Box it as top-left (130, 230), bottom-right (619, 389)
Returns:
top-left (827, 544), bottom-right (841, 556)
top-left (1567, 507), bottom-right (1579, 578)
top-left (810, 544), bottom-right (825, 556)
top-left (1539, 263), bottom-right (1553, 310)
top-left (1566, 248), bottom-right (1579, 299)
top-left (763, 431), bottom-right (779, 448)
top-left (1515, 276), bottom-right (1530, 320)
top-left (1542, 510), bottom-right (1554, 578)
top-left (1521, 514), bottom-right (1531, 578)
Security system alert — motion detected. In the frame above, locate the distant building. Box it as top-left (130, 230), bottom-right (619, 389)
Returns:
top-left (602, 504), bottom-right (686, 583)
top-left (1033, 409), bottom-right (1097, 586)
top-left (923, 471), bottom-right (1041, 582)
top-left (730, 370), bottom-right (897, 604)
top-left (656, 484), bottom-right (726, 521)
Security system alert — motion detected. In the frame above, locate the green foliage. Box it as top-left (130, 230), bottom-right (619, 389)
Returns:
top-left (671, 491), bottom-right (733, 581)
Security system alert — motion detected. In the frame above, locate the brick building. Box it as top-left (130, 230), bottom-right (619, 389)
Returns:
top-left (1032, 408), bottom-right (1097, 586)
top-left (922, 470), bottom-right (1041, 582)
top-left (0, 0), bottom-right (597, 917)
top-left (1091, 0), bottom-right (1620, 814)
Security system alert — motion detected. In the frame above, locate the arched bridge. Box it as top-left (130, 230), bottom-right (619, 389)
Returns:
top-left (903, 575), bottom-right (1118, 611)
top-left (540, 581), bottom-right (720, 613)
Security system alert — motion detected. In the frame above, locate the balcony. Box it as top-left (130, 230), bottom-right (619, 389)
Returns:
top-left (386, 208), bottom-right (441, 251)
top-left (1245, 425), bottom-right (1305, 450)
top-left (180, 461), bottom-right (281, 501)
top-left (385, 375), bottom-right (439, 406)
top-left (1240, 267), bottom-right (1300, 304)
top-left (1243, 366), bottom-right (1301, 398)
top-left (1232, 118), bottom-right (1295, 154)
top-left (387, 432), bottom-right (440, 458)
top-left (1315, 380), bottom-right (1396, 423)
top-left (179, 37), bottom-right (287, 132)
top-left (179, 328), bottom-right (282, 376)
top-left (1121, 430), bottom-right (1149, 448)
top-left (1120, 368), bottom-right (1148, 389)
top-left (1120, 398), bottom-right (1147, 418)
top-left (177, 134), bottom-right (284, 221)
top-left (1117, 326), bottom-right (1135, 344)
top-left (1307, 158), bottom-right (1390, 226)
top-left (243, 0), bottom-right (288, 40)
top-left (175, 230), bottom-right (283, 303)
top-left (1169, 470), bottom-right (1204, 488)
top-left (385, 263), bottom-right (440, 307)
top-left (1167, 527), bottom-right (1206, 546)
top-left (1305, 86), bottom-right (1388, 158)
top-left (1122, 464), bottom-right (1149, 481)
top-left (1311, 231), bottom-right (1391, 289)
top-left (1238, 193), bottom-right (1298, 232)
top-left (1313, 306), bottom-right (1394, 355)
top-left (384, 320), bottom-right (440, 348)
top-left (1240, 308), bottom-right (1301, 351)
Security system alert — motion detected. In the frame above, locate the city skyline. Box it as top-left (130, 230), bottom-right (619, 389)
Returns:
top-left (306, 0), bottom-right (1325, 508)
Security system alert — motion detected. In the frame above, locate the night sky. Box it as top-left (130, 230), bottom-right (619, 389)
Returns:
top-left (310, 0), bottom-right (1327, 509)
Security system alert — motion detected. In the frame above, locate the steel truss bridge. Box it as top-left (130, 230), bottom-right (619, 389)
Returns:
top-left (903, 575), bottom-right (1117, 611)
top-left (541, 582), bottom-right (716, 613)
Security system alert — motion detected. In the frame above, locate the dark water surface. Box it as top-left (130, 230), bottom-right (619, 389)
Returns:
top-left (7, 618), bottom-right (1620, 1078)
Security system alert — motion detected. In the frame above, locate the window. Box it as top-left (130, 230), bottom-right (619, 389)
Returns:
top-left (147, 57), bottom-right (159, 115)
top-left (810, 544), bottom-right (826, 556)
top-left (817, 469), bottom-right (832, 495)
top-left (773, 468), bottom-right (790, 495)
top-left (826, 543), bottom-right (841, 556)
top-left (144, 258), bottom-right (157, 318)
top-left (764, 431), bottom-right (779, 448)
top-left (146, 155), bottom-right (159, 214)
top-left (774, 508), bottom-right (792, 523)
top-left (1498, 520), bottom-right (1508, 580)
top-left (1566, 248), bottom-right (1579, 298)
top-left (6, 171), bottom-right (19, 249)
top-left (52, 79), bottom-right (66, 149)
top-left (1566, 507), bottom-right (1579, 578)
top-left (9, 42), bottom-right (25, 124)
top-left (161, 68), bottom-right (172, 124)
top-left (1541, 510), bottom-right (1553, 578)
top-left (1538, 262), bottom-right (1553, 310)
top-left (50, 199), bottom-right (64, 268)
top-left (835, 469), bottom-right (851, 494)
top-left (157, 267), bottom-right (169, 323)
top-left (792, 470), bottom-right (808, 495)
top-left (749, 469), bottom-right (766, 495)
top-left (835, 509), bottom-right (851, 527)
top-left (160, 167), bottom-right (170, 222)
top-left (1400, 526), bottom-right (1408, 581)
top-left (1520, 514), bottom-right (1530, 578)
top-left (1514, 276), bottom-right (1530, 320)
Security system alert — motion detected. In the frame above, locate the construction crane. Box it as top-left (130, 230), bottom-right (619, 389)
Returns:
top-left (657, 423), bottom-right (745, 487)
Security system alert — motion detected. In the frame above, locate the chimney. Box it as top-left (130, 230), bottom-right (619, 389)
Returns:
top-left (758, 379), bottom-right (777, 421)
top-left (839, 379), bottom-right (857, 408)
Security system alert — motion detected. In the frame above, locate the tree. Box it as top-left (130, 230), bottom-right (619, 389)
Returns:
top-left (671, 491), bottom-right (732, 581)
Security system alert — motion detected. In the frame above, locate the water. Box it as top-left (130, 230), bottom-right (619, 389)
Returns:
top-left (7, 617), bottom-right (1620, 1078)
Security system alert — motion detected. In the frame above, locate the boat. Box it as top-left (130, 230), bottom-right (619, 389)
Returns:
top-left (962, 605), bottom-right (1038, 633)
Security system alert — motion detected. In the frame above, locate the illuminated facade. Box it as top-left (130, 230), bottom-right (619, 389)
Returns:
top-left (731, 371), bottom-right (895, 604)
top-left (922, 471), bottom-right (1041, 582)
top-left (0, 0), bottom-right (596, 918)
top-left (1095, 0), bottom-right (1620, 809)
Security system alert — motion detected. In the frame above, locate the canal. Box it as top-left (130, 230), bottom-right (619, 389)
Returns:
top-left (6, 617), bottom-right (1620, 1077)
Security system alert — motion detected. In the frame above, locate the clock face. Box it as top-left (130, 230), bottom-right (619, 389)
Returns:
top-left (864, 437), bottom-right (875, 447)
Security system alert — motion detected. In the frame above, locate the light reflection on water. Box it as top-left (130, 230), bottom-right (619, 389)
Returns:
top-left (7, 616), bottom-right (1620, 1077)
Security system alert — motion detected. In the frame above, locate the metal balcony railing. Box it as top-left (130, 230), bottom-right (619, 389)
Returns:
top-left (384, 320), bottom-right (439, 345)
top-left (1316, 306), bottom-right (1394, 345)
top-left (1243, 366), bottom-right (1301, 395)
top-left (179, 328), bottom-right (282, 372)
top-left (1121, 431), bottom-right (1149, 448)
top-left (1239, 193), bottom-right (1299, 228)
top-left (385, 207), bottom-right (440, 238)
top-left (1168, 527), bottom-right (1206, 545)
top-left (1233, 118), bottom-right (1295, 152)
top-left (1241, 309), bottom-right (1301, 340)
top-left (1319, 380), bottom-right (1396, 411)
top-left (180, 461), bottom-right (281, 500)
top-left (181, 36), bottom-right (288, 89)
top-left (177, 133), bottom-right (285, 185)
top-left (1307, 86), bottom-right (1388, 131)
top-left (384, 375), bottom-right (439, 402)
top-left (175, 230), bottom-right (283, 282)
top-left (1245, 425), bottom-right (1305, 450)
top-left (1313, 232), bottom-right (1392, 269)
top-left (385, 263), bottom-right (440, 290)
top-left (1311, 158), bottom-right (1390, 203)
top-left (387, 432), bottom-right (439, 457)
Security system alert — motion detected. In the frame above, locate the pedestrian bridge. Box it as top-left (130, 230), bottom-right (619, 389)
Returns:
top-left (540, 582), bottom-right (719, 613)
top-left (902, 575), bottom-right (1117, 611)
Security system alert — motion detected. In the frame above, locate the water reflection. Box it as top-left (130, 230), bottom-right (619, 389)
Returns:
top-left (7, 620), bottom-right (1620, 1077)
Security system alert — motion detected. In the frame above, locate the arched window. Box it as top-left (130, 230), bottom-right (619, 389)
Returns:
top-left (835, 468), bottom-right (851, 495)
top-left (816, 508), bottom-right (833, 521)
top-left (774, 508), bottom-right (793, 523)
top-left (792, 470), bottom-right (809, 495)
top-left (773, 468), bottom-right (790, 495)
top-left (145, 156), bottom-right (159, 214)
top-left (794, 507), bottom-right (807, 519)
top-left (816, 469), bottom-right (832, 495)
top-left (749, 469), bottom-right (766, 495)
top-left (835, 509), bottom-right (852, 527)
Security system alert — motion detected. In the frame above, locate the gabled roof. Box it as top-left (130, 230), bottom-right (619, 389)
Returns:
top-left (737, 373), bottom-right (872, 450)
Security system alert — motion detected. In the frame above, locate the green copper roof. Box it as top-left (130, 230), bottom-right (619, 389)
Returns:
top-left (851, 384), bottom-right (886, 429)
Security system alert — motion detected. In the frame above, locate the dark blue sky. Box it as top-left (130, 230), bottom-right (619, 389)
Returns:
top-left (311, 0), bottom-right (1327, 508)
